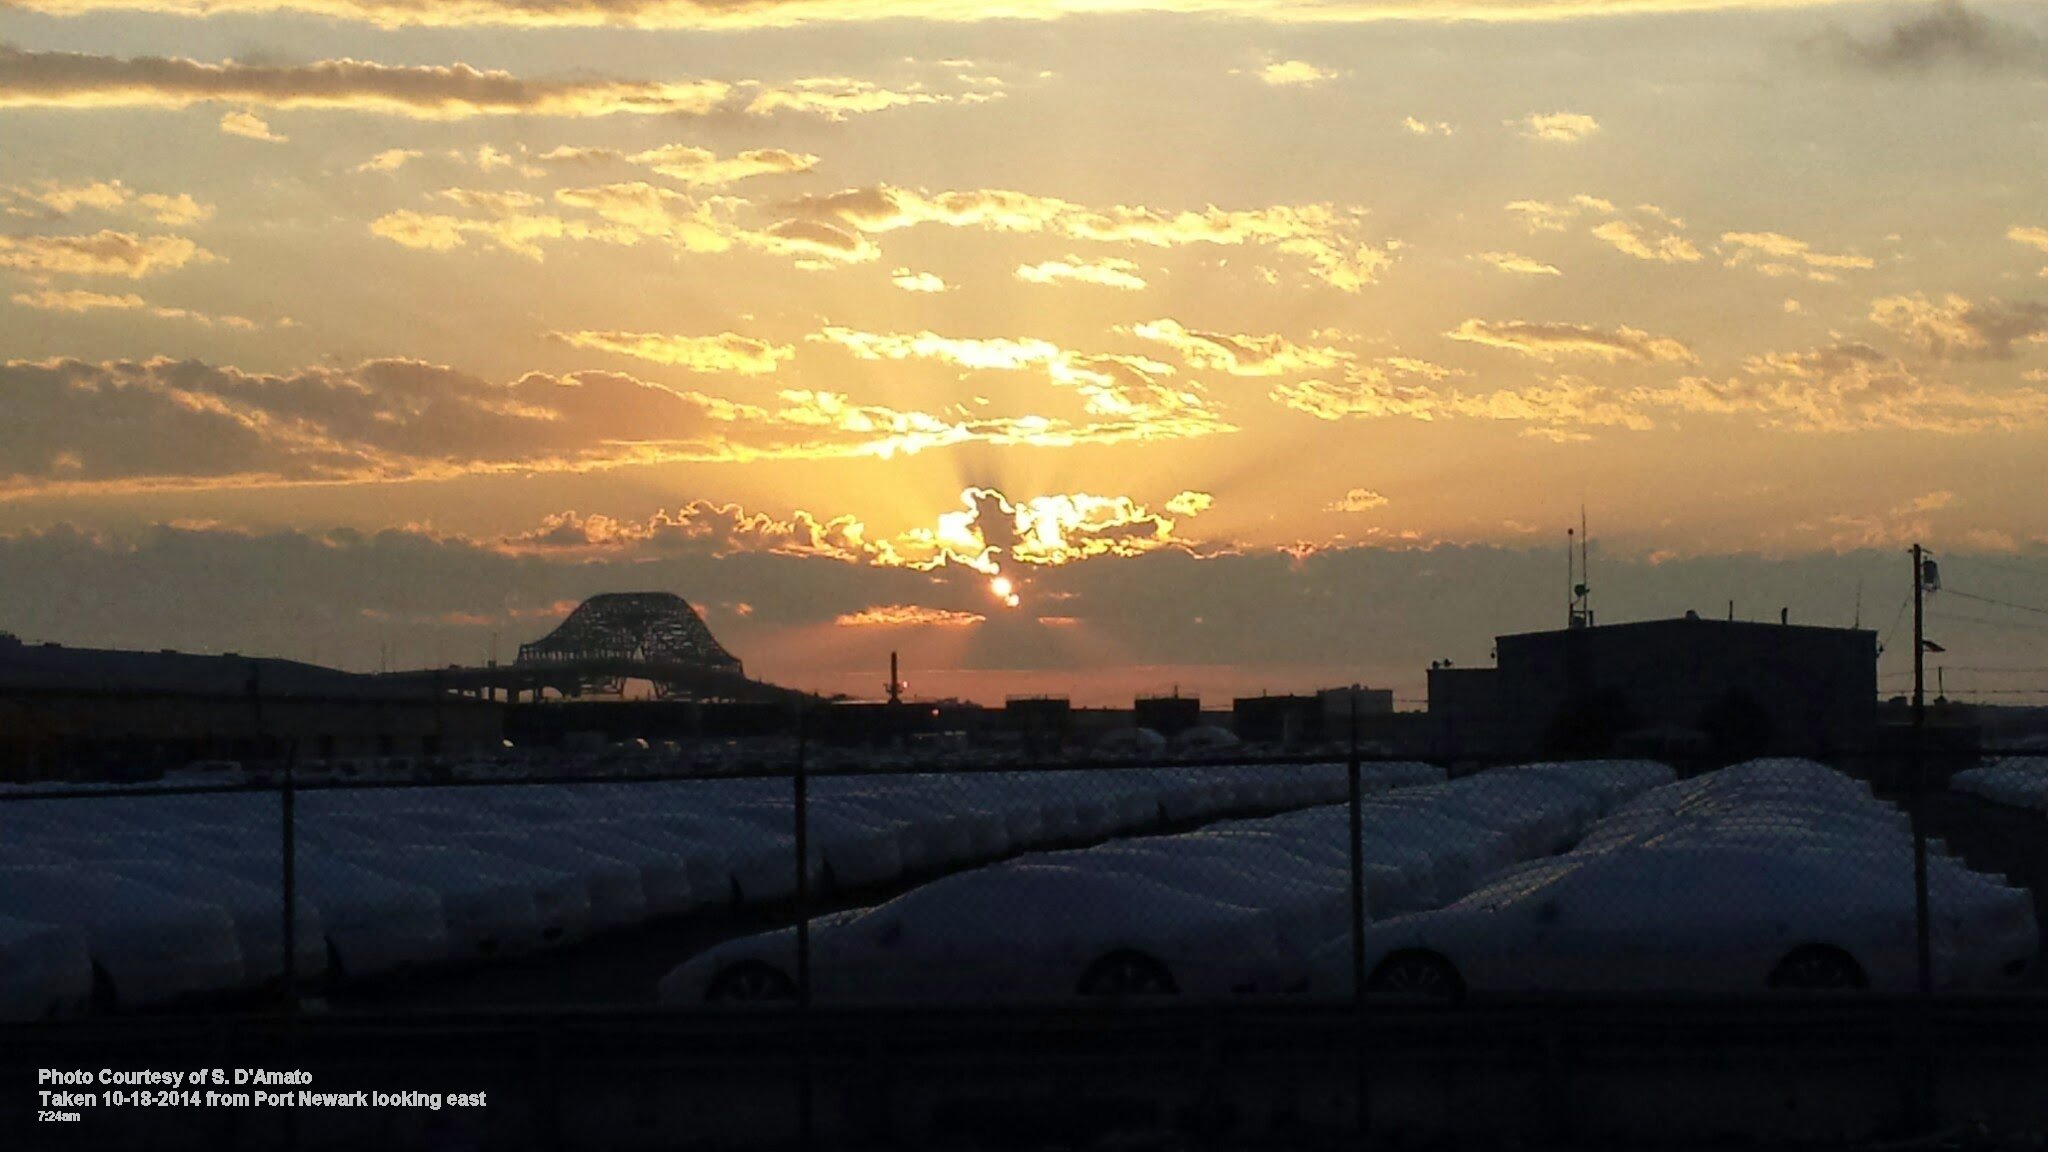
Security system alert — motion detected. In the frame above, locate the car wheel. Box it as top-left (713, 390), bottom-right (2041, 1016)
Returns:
top-left (1076, 949), bottom-right (1179, 997)
top-left (1366, 950), bottom-right (1463, 1004)
top-left (704, 960), bottom-right (798, 1004)
top-left (1768, 945), bottom-right (1868, 991)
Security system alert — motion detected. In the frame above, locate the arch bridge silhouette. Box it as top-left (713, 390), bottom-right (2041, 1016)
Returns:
top-left (379, 593), bottom-right (813, 704)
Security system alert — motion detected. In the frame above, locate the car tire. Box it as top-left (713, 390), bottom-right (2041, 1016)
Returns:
top-left (1365, 950), bottom-right (1464, 1004)
top-left (704, 960), bottom-right (798, 1004)
top-left (1768, 945), bottom-right (1868, 991)
top-left (1076, 949), bottom-right (1179, 997)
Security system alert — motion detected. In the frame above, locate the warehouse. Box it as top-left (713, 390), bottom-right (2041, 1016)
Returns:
top-left (1427, 614), bottom-right (1878, 760)
top-left (0, 633), bottom-right (502, 782)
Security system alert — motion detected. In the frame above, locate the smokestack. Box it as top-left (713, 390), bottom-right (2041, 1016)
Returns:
top-left (1728, 600), bottom-right (1734, 621)
top-left (1780, 607), bottom-right (1789, 626)
top-left (887, 651), bottom-right (901, 705)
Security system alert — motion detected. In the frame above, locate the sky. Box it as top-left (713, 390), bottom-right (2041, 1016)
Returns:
top-left (3, 0), bottom-right (2048, 706)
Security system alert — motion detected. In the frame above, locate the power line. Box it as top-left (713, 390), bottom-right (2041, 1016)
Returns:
top-left (1947, 553), bottom-right (2048, 585)
top-left (1898, 664), bottom-right (2048, 674)
top-left (1926, 609), bottom-right (2048, 635)
top-left (1879, 594), bottom-right (1912, 654)
top-left (1945, 588), bottom-right (2048, 619)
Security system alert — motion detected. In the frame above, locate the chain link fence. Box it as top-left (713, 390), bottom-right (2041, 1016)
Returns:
top-left (4, 730), bottom-right (2048, 1146)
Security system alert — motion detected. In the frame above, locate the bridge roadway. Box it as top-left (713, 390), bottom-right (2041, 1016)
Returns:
top-left (375, 659), bottom-right (819, 704)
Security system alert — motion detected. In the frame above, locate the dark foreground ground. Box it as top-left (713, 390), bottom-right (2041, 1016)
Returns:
top-left (7, 996), bottom-right (2048, 1152)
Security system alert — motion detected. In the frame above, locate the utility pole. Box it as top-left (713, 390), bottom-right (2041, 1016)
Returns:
top-left (1908, 543), bottom-right (1935, 1134)
top-left (1909, 544), bottom-right (1932, 999)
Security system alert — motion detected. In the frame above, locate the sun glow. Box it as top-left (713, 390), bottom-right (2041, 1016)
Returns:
top-left (989, 574), bottom-right (1020, 607)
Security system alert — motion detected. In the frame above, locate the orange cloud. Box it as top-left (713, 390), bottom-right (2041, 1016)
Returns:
top-left (0, 230), bottom-right (211, 278)
top-left (546, 330), bottom-right (794, 374)
top-left (835, 604), bottom-right (986, 627)
top-left (1447, 318), bottom-right (1697, 363)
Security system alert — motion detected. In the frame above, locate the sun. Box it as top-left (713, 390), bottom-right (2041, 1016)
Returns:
top-left (989, 575), bottom-right (1020, 608)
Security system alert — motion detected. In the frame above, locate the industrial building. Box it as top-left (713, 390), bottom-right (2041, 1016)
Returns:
top-left (1426, 614), bottom-right (1878, 760)
top-left (0, 634), bottom-right (503, 782)
top-left (1233, 686), bottom-right (1397, 748)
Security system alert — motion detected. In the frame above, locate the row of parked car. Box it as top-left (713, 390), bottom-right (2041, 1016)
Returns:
top-left (664, 759), bottom-right (2039, 1006)
top-left (1344, 759), bottom-right (2036, 997)
top-left (1951, 758), bottom-right (2048, 813)
top-left (0, 762), bottom-right (1435, 1019)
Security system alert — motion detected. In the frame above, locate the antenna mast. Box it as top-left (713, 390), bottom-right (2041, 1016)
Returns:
top-left (1566, 527), bottom-right (1575, 628)
top-left (1568, 507), bottom-right (1594, 629)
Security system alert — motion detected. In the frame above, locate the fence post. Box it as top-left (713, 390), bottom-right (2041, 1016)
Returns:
top-left (793, 710), bottom-right (814, 1151)
top-left (282, 737), bottom-right (297, 1020)
top-left (1346, 687), bottom-right (1369, 1137)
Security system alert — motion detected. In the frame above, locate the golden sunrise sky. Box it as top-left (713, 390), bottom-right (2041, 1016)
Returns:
top-left (2, 0), bottom-right (2047, 704)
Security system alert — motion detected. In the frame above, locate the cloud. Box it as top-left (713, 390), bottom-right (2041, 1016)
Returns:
top-left (1660, 342), bottom-right (2048, 432)
top-left (1268, 345), bottom-right (2048, 440)
top-left (495, 502), bottom-right (883, 563)
top-left (1506, 199), bottom-right (1583, 233)
top-left (640, 145), bottom-right (818, 185)
top-left (890, 268), bottom-right (949, 292)
top-left (0, 0), bottom-right (1927, 32)
top-left (1506, 196), bottom-right (1709, 267)
top-left (2006, 225), bottom-right (2048, 276)
top-left (0, 353), bottom-right (1246, 497)
top-left (776, 184), bottom-right (1393, 291)
top-left (1816, 1), bottom-right (2045, 72)
top-left (0, 46), bottom-right (732, 120)
top-left (0, 230), bottom-right (212, 278)
top-left (1720, 230), bottom-right (1875, 281)
top-left (9, 287), bottom-right (257, 328)
top-left (1328, 487), bottom-right (1389, 512)
top-left (896, 487), bottom-right (1212, 574)
top-left (1449, 376), bottom-right (1658, 438)
top-left (1271, 374), bottom-right (1440, 421)
top-left (744, 77), bottom-right (990, 120)
top-left (1590, 219), bottom-right (1701, 263)
top-left (1402, 116), bottom-right (1454, 136)
top-left (1870, 293), bottom-right (2048, 360)
top-left (386, 180), bottom-right (1385, 288)
top-left (1015, 255), bottom-right (1147, 290)
top-left (493, 484), bottom-right (1218, 578)
top-left (1255, 59), bottom-right (1339, 87)
top-left (749, 217), bottom-right (882, 265)
top-left (1130, 317), bottom-right (1350, 376)
top-left (807, 325), bottom-right (1229, 437)
top-left (1509, 111), bottom-right (1600, 142)
top-left (1475, 251), bottom-right (1561, 276)
top-left (536, 144), bottom-right (820, 188)
top-left (545, 330), bottom-right (794, 374)
top-left (217, 109), bottom-right (286, 141)
top-left (1812, 490), bottom-right (1960, 550)
top-left (836, 604), bottom-right (985, 627)
top-left (1447, 318), bottom-right (1697, 363)
top-left (371, 182), bottom-right (746, 261)
top-left (3, 180), bottom-right (213, 226)
top-left (9, 516), bottom-right (2042, 704)
top-left (352, 148), bottom-right (422, 173)
top-left (1274, 368), bottom-right (1668, 440)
